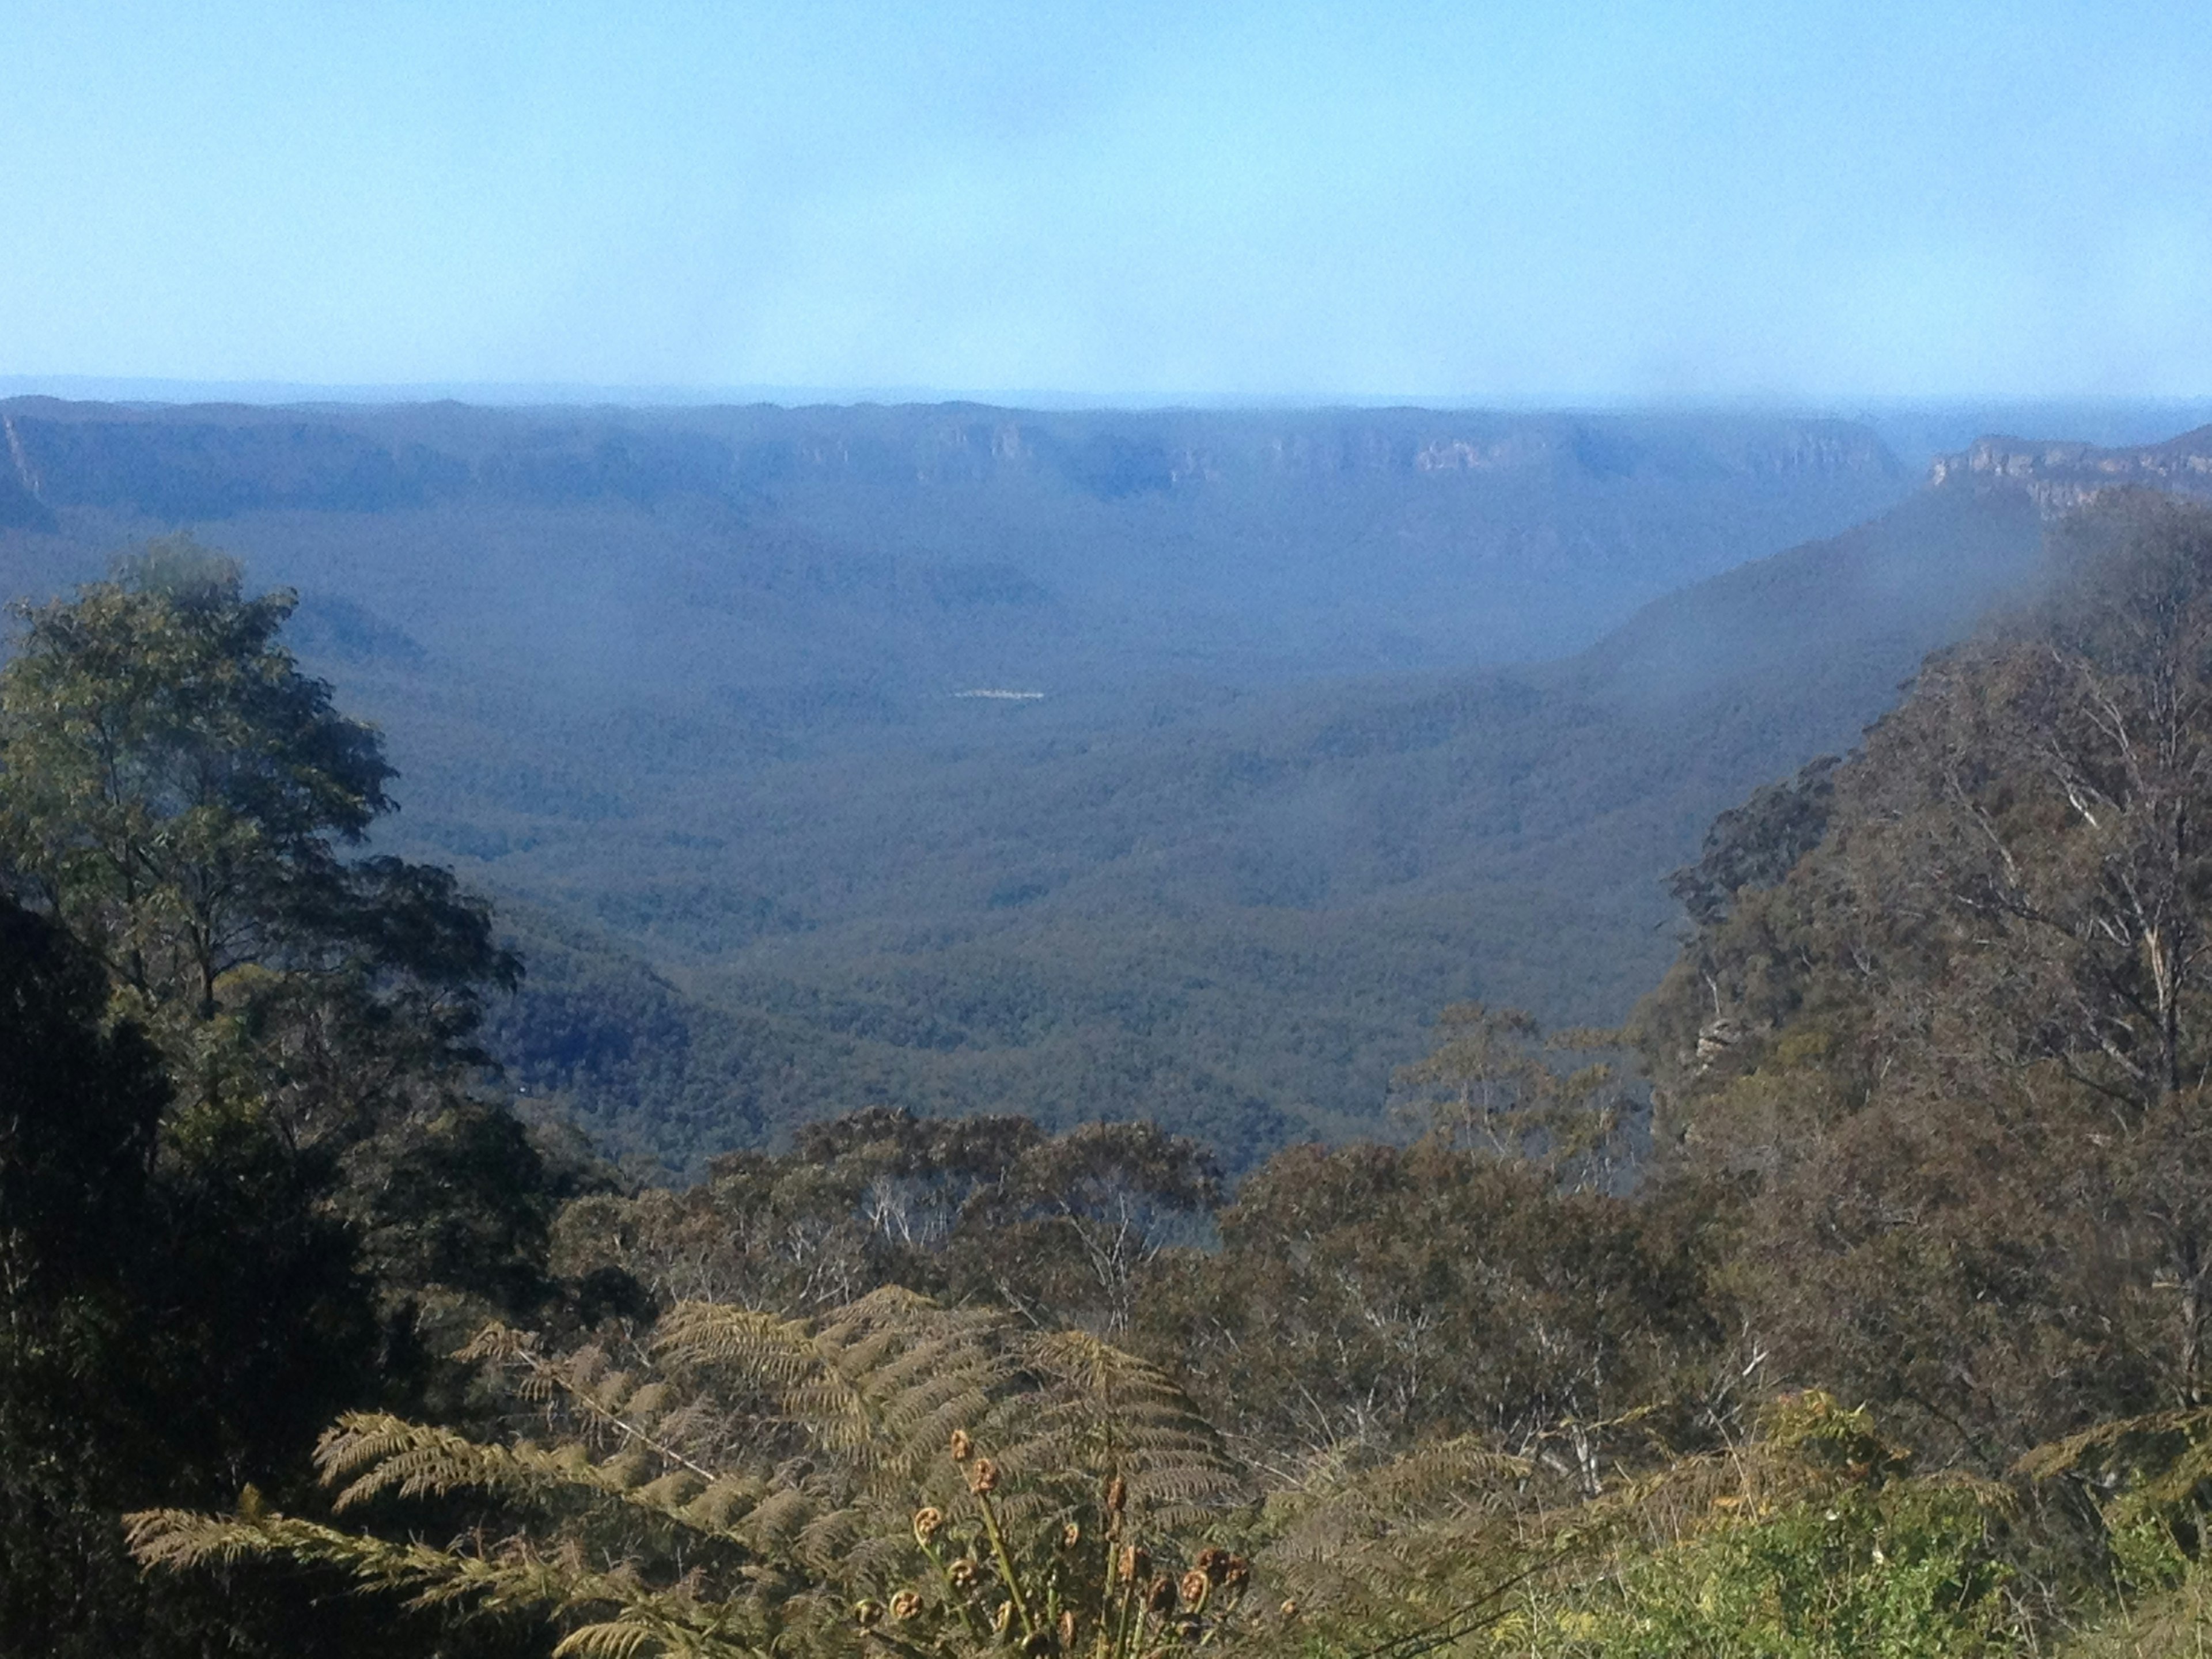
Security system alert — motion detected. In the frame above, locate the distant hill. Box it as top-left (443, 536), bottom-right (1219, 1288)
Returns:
top-left (6, 399), bottom-right (2207, 1173)
top-left (0, 397), bottom-right (1910, 689)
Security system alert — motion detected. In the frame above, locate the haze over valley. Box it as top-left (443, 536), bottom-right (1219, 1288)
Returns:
top-left (23, 7), bottom-right (2212, 1650)
top-left (9, 395), bottom-right (2207, 1169)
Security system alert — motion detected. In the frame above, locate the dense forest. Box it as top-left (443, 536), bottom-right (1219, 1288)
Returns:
top-left (0, 397), bottom-right (1941, 1171)
top-left (17, 476), bottom-right (2212, 1653)
top-left (468, 471), bottom-right (2055, 1173)
top-left (26, 400), bottom-right (2209, 1174)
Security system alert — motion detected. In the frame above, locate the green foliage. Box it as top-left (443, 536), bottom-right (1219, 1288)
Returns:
top-left (1633, 493), bottom-right (2212, 1465)
top-left (1665, 755), bottom-right (1840, 930)
top-left (1, 537), bottom-right (388, 997)
top-left (17, 461), bottom-right (2212, 1659)
top-left (1392, 1001), bottom-right (1634, 1183)
top-left (2053, 1574), bottom-right (2212, 1659)
top-left (1539, 1483), bottom-right (2006, 1658)
top-left (2012, 1408), bottom-right (2212, 1657)
top-left (1481, 1396), bottom-right (2010, 1659)
top-left (0, 543), bottom-right (570, 1656)
top-left (552, 1107), bottom-right (1220, 1334)
top-left (1145, 1134), bottom-right (1711, 1461)
top-left (0, 535), bottom-right (517, 1141)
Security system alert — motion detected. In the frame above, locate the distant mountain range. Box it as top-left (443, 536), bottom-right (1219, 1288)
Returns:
top-left (3, 397), bottom-right (2207, 1172)
top-left (0, 398), bottom-right (1910, 684)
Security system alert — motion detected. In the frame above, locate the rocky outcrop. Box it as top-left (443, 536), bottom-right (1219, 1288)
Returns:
top-left (0, 396), bottom-right (1908, 520)
top-left (0, 414), bottom-right (56, 531)
top-left (1929, 427), bottom-right (2212, 517)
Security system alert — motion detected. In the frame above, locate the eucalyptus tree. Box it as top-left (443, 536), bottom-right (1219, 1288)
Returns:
top-left (0, 536), bottom-right (516, 1141)
top-left (1637, 491), bottom-right (2212, 1461)
top-left (0, 541), bottom-right (556, 1656)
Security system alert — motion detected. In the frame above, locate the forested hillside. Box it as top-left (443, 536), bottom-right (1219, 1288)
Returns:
top-left (0, 397), bottom-right (1908, 1171)
top-left (471, 476), bottom-right (2056, 1170)
top-left (489, 424), bottom-right (2207, 1172)
top-left (21, 489), bottom-right (2212, 1656)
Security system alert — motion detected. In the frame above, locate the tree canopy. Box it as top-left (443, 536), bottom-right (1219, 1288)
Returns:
top-left (28, 504), bottom-right (2212, 1655)
top-left (0, 543), bottom-right (564, 1658)
top-left (0, 536), bottom-right (516, 1141)
top-left (1634, 490), bottom-right (2212, 1463)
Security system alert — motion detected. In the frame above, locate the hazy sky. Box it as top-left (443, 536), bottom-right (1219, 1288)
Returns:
top-left (3, 1), bottom-right (2209, 402)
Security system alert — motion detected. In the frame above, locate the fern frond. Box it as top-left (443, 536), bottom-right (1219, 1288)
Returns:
top-left (1016, 1330), bottom-right (1243, 1522)
top-left (318, 1412), bottom-right (533, 1509)
top-left (128, 1505), bottom-right (775, 1656)
top-left (457, 1321), bottom-right (540, 1368)
top-left (550, 1619), bottom-right (668, 1659)
top-left (657, 1305), bottom-right (866, 1437)
top-left (793, 1504), bottom-right (870, 1574)
top-left (315, 1410), bottom-right (817, 1573)
top-left (128, 1505), bottom-right (584, 1614)
top-left (1285, 1435), bottom-right (1531, 1525)
top-left (657, 1291), bottom-right (1011, 1483)
top-left (1259, 1435), bottom-right (1547, 1624)
top-left (679, 1474), bottom-right (772, 1532)
top-left (733, 1483), bottom-right (821, 1551)
top-left (2016, 1405), bottom-right (2212, 1482)
top-left (464, 1328), bottom-right (726, 1483)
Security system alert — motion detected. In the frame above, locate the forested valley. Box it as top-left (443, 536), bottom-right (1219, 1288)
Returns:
top-left (14, 397), bottom-right (2196, 1173)
top-left (19, 409), bottom-right (2212, 1656)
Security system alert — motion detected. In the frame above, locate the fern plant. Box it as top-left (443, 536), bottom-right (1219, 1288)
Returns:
top-left (127, 1286), bottom-right (1268, 1658)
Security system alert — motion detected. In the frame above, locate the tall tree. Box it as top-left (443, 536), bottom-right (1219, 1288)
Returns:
top-left (0, 897), bottom-right (168, 1652)
top-left (0, 536), bottom-right (516, 1142)
top-left (0, 545), bottom-right (562, 1655)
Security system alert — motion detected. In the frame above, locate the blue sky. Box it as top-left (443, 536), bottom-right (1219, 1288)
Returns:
top-left (3, 1), bottom-right (2209, 402)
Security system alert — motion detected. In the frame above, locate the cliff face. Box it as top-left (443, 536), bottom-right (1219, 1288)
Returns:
top-left (0, 396), bottom-right (1904, 517)
top-left (1929, 426), bottom-right (2212, 516)
top-left (0, 397), bottom-right (1914, 685)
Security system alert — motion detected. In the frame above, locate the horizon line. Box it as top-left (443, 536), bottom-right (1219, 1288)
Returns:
top-left (6, 375), bottom-right (2212, 418)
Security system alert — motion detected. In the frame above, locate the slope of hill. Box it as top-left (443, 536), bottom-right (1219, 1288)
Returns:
top-left (493, 422), bottom-right (2208, 1171)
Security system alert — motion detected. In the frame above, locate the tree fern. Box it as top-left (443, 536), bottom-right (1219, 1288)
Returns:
top-left (129, 1286), bottom-right (1264, 1657)
top-left (656, 1287), bottom-right (1009, 1479)
top-left (135, 1306), bottom-right (2003, 1658)
top-left (1015, 1330), bottom-right (1243, 1524)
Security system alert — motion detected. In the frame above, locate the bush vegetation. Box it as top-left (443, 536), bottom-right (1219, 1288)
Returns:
top-left (15, 499), bottom-right (2212, 1653)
